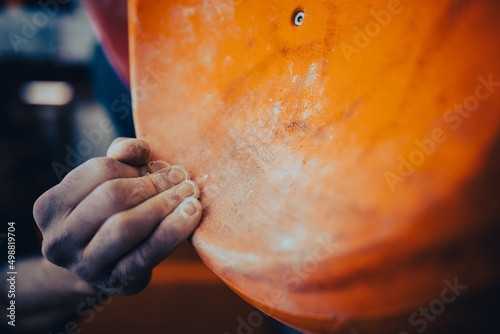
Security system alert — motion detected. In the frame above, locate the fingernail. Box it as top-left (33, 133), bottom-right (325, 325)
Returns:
top-left (180, 200), bottom-right (197, 216)
top-left (148, 160), bottom-right (171, 173)
top-left (177, 181), bottom-right (195, 197)
top-left (152, 171), bottom-right (171, 192)
top-left (168, 166), bottom-right (188, 185)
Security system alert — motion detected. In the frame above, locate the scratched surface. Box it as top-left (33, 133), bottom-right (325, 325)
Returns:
top-left (129, 1), bottom-right (500, 332)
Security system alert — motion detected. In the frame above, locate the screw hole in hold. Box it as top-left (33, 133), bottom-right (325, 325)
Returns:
top-left (293, 10), bottom-right (305, 26)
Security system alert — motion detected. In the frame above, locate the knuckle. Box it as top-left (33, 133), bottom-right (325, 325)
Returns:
top-left (86, 157), bottom-right (120, 175)
top-left (132, 246), bottom-right (152, 273)
top-left (75, 253), bottom-right (101, 283)
top-left (99, 179), bottom-right (153, 209)
top-left (33, 185), bottom-right (70, 231)
top-left (147, 202), bottom-right (168, 221)
top-left (127, 180), bottom-right (153, 204)
top-left (63, 157), bottom-right (118, 185)
top-left (107, 212), bottom-right (135, 243)
top-left (96, 179), bottom-right (127, 207)
top-left (41, 235), bottom-right (72, 266)
top-left (115, 249), bottom-right (154, 284)
top-left (40, 239), bottom-right (51, 261)
top-left (159, 188), bottom-right (183, 209)
top-left (103, 178), bottom-right (124, 195)
top-left (33, 189), bottom-right (56, 230)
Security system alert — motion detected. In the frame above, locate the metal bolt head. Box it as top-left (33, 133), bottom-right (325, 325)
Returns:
top-left (294, 11), bottom-right (305, 26)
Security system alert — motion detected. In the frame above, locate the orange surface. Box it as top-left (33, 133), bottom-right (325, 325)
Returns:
top-left (129, 0), bottom-right (500, 332)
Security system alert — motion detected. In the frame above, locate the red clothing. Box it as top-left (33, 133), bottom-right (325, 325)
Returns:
top-left (83, 0), bottom-right (130, 87)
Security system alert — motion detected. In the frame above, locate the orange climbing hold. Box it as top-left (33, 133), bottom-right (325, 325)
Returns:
top-left (129, 0), bottom-right (500, 332)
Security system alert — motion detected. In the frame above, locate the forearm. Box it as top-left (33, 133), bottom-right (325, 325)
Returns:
top-left (1, 256), bottom-right (96, 333)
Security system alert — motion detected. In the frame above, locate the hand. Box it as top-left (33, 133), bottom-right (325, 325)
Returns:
top-left (33, 138), bottom-right (202, 295)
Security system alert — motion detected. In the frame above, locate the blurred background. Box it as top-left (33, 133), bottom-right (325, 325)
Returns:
top-left (0, 0), bottom-right (300, 333)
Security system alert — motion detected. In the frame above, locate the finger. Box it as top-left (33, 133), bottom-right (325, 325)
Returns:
top-left (40, 166), bottom-right (189, 269)
top-left (65, 166), bottom-right (190, 243)
top-left (34, 158), bottom-right (150, 230)
top-left (81, 181), bottom-right (200, 272)
top-left (135, 161), bottom-right (170, 178)
top-left (111, 197), bottom-right (202, 280)
top-left (147, 160), bottom-right (171, 174)
top-left (107, 138), bottom-right (151, 166)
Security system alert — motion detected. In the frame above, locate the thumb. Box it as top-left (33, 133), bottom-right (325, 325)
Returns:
top-left (106, 137), bottom-right (151, 166)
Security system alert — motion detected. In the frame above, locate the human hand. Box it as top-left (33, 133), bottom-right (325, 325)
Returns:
top-left (34, 138), bottom-right (202, 295)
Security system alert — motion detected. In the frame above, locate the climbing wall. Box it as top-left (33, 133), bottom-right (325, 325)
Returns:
top-left (129, 0), bottom-right (500, 332)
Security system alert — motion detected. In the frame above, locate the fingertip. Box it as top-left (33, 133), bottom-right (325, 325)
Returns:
top-left (148, 160), bottom-right (171, 173)
top-left (176, 180), bottom-right (201, 199)
top-left (172, 198), bottom-right (203, 241)
top-left (179, 198), bottom-right (203, 222)
top-left (107, 138), bottom-right (151, 166)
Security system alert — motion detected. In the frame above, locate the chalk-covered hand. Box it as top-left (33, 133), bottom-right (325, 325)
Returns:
top-left (34, 138), bottom-right (202, 295)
